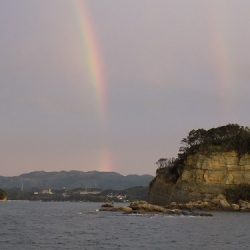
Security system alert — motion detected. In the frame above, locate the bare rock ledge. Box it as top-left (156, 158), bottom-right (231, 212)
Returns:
top-left (100, 201), bottom-right (213, 216)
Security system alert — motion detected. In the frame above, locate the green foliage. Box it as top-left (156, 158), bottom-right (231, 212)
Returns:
top-left (0, 189), bottom-right (7, 200)
top-left (155, 157), bottom-right (184, 183)
top-left (180, 124), bottom-right (250, 156)
top-left (225, 185), bottom-right (250, 202)
top-left (156, 158), bottom-right (175, 175)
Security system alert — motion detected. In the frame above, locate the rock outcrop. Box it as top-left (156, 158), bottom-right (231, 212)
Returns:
top-left (149, 151), bottom-right (250, 205)
top-left (0, 189), bottom-right (7, 201)
top-left (100, 201), bottom-right (213, 216)
top-left (164, 194), bottom-right (250, 211)
top-left (182, 152), bottom-right (250, 185)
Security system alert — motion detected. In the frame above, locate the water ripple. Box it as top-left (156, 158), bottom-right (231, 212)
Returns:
top-left (0, 202), bottom-right (250, 250)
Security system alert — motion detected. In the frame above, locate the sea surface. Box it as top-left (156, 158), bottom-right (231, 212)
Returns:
top-left (0, 201), bottom-right (249, 250)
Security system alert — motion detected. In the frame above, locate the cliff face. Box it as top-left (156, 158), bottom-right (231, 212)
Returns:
top-left (182, 152), bottom-right (250, 185)
top-left (149, 151), bottom-right (250, 205)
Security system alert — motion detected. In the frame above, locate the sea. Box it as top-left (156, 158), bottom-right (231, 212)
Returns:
top-left (0, 201), bottom-right (249, 250)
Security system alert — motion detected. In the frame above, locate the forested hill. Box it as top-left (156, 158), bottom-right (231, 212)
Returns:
top-left (0, 171), bottom-right (153, 190)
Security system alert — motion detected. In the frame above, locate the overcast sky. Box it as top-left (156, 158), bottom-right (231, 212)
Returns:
top-left (1, 0), bottom-right (250, 176)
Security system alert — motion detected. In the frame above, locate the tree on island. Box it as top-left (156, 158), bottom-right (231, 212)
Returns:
top-left (179, 124), bottom-right (250, 156)
top-left (156, 158), bottom-right (175, 170)
top-left (156, 124), bottom-right (250, 181)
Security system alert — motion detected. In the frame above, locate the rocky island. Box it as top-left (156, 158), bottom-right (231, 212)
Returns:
top-left (149, 124), bottom-right (250, 211)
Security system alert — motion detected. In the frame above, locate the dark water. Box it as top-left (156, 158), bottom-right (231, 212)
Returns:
top-left (0, 201), bottom-right (249, 250)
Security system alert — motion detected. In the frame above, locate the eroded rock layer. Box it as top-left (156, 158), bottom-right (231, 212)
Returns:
top-left (149, 152), bottom-right (250, 205)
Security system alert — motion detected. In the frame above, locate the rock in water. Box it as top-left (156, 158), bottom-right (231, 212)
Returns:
top-left (239, 200), bottom-right (250, 210)
top-left (231, 204), bottom-right (240, 211)
top-left (101, 203), bottom-right (114, 208)
top-left (129, 201), bottom-right (166, 213)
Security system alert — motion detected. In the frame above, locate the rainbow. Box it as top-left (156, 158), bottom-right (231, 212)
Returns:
top-left (207, 3), bottom-right (233, 112)
top-left (73, 0), bottom-right (113, 171)
top-left (73, 0), bottom-right (108, 122)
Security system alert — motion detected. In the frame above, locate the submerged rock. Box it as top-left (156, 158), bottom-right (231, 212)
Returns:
top-left (100, 207), bottom-right (120, 212)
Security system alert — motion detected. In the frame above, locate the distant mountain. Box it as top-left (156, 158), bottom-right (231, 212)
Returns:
top-left (0, 171), bottom-right (153, 190)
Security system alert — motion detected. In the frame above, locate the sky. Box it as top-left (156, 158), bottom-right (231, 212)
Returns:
top-left (0, 0), bottom-right (250, 176)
